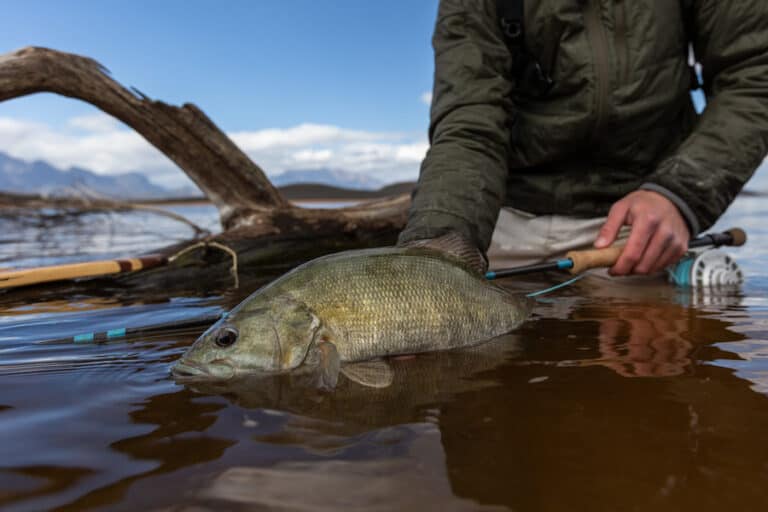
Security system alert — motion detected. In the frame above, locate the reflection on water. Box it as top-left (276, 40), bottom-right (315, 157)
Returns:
top-left (0, 204), bottom-right (220, 268)
top-left (1, 194), bottom-right (768, 511)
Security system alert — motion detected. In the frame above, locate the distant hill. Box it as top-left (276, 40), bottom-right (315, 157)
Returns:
top-left (0, 152), bottom-right (198, 199)
top-left (278, 181), bottom-right (414, 200)
top-left (0, 152), bottom-right (410, 201)
top-left (270, 169), bottom-right (383, 190)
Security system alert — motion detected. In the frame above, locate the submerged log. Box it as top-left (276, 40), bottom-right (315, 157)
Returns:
top-left (0, 47), bottom-right (412, 291)
top-left (118, 194), bottom-right (410, 293)
top-left (0, 191), bottom-right (211, 236)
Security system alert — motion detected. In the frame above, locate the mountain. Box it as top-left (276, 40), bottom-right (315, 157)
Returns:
top-left (0, 153), bottom-right (393, 200)
top-left (270, 169), bottom-right (383, 190)
top-left (278, 181), bottom-right (415, 200)
top-left (0, 152), bottom-right (199, 199)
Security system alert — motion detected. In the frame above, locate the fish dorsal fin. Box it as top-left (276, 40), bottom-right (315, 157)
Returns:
top-left (404, 232), bottom-right (486, 274)
top-left (340, 359), bottom-right (394, 388)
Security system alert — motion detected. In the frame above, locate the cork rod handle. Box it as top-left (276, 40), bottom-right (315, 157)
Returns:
top-left (565, 245), bottom-right (624, 275)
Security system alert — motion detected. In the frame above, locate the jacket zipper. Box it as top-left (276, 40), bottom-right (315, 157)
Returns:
top-left (584, 0), bottom-right (611, 137)
top-left (614, 0), bottom-right (628, 85)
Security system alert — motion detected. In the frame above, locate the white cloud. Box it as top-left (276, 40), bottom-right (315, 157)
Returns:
top-left (290, 148), bottom-right (334, 165)
top-left (230, 123), bottom-right (390, 151)
top-left (0, 115), bottom-right (173, 181)
top-left (238, 126), bottom-right (428, 183)
top-left (0, 115), bottom-right (427, 187)
top-left (420, 91), bottom-right (433, 106)
top-left (68, 113), bottom-right (122, 133)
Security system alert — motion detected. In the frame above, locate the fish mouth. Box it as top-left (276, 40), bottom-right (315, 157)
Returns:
top-left (171, 358), bottom-right (236, 381)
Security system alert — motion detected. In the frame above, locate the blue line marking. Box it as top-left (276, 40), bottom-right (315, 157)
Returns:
top-left (526, 275), bottom-right (585, 298)
top-left (107, 328), bottom-right (127, 339)
top-left (557, 259), bottom-right (574, 270)
top-left (73, 333), bottom-right (95, 344)
top-left (485, 271), bottom-right (497, 280)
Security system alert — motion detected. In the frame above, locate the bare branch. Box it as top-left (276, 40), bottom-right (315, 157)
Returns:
top-left (0, 47), bottom-right (415, 292)
top-left (0, 46), bottom-right (288, 225)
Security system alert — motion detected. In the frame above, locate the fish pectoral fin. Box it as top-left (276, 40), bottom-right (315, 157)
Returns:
top-left (316, 341), bottom-right (341, 390)
top-left (340, 359), bottom-right (394, 388)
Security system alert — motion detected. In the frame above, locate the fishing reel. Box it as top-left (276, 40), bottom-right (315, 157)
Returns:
top-left (667, 249), bottom-right (744, 288)
top-left (486, 227), bottom-right (747, 296)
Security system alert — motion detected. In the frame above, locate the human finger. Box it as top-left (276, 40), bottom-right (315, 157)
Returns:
top-left (595, 201), bottom-right (629, 249)
top-left (610, 216), bottom-right (655, 275)
top-left (653, 236), bottom-right (688, 273)
top-left (633, 227), bottom-right (674, 274)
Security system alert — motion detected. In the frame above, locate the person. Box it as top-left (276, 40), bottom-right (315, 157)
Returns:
top-left (397, 0), bottom-right (768, 276)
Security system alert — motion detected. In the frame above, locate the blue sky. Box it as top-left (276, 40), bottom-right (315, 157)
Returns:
top-left (0, 0), bottom-right (440, 187)
top-left (0, 1), bottom-right (762, 191)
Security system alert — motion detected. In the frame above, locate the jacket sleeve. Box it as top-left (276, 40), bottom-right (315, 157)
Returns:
top-left (644, 0), bottom-right (768, 234)
top-left (397, 0), bottom-right (514, 251)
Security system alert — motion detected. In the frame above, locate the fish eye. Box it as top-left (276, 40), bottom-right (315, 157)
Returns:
top-left (214, 327), bottom-right (239, 348)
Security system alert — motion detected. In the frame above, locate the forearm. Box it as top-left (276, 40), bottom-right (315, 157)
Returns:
top-left (400, 104), bottom-right (511, 249)
top-left (398, 0), bottom-right (514, 251)
top-left (645, 0), bottom-right (768, 232)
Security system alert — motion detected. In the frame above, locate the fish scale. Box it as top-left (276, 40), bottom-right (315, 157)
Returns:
top-left (173, 246), bottom-right (532, 382)
top-left (260, 247), bottom-right (531, 362)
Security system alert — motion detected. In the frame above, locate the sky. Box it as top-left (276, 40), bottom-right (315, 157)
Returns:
top-left (0, 1), bottom-right (764, 192)
top-left (0, 0), bottom-right (440, 188)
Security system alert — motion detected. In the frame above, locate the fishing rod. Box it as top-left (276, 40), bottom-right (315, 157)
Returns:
top-left (0, 241), bottom-right (237, 290)
top-left (486, 228), bottom-right (747, 280)
top-left (0, 255), bottom-right (167, 289)
top-left (38, 313), bottom-right (223, 345)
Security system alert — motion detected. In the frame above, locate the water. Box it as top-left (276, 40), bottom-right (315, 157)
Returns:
top-left (0, 204), bottom-right (221, 268)
top-left (1, 197), bottom-right (768, 511)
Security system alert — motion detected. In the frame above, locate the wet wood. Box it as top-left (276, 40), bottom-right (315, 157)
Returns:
top-left (0, 47), bottom-right (409, 230)
top-left (0, 47), bottom-right (411, 291)
top-left (0, 47), bottom-right (288, 227)
top-left (0, 192), bottom-right (211, 236)
top-left (119, 194), bottom-right (409, 293)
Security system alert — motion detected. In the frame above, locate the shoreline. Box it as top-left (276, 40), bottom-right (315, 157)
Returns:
top-left (0, 181), bottom-right (416, 209)
top-left (0, 194), bottom-right (394, 209)
top-left (135, 197), bottom-right (379, 207)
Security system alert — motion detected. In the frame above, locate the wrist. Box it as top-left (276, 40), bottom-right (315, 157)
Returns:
top-left (638, 183), bottom-right (700, 236)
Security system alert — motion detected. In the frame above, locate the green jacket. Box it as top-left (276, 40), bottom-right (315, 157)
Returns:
top-left (398, 0), bottom-right (768, 251)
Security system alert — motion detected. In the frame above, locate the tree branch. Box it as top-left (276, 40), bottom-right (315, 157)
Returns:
top-left (0, 46), bottom-right (288, 226)
top-left (0, 47), bottom-right (414, 293)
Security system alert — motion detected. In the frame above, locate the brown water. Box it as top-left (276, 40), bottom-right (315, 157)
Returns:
top-left (2, 199), bottom-right (768, 511)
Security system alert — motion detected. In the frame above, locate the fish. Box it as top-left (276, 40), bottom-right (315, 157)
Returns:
top-left (181, 336), bottom-right (524, 440)
top-left (171, 241), bottom-right (532, 388)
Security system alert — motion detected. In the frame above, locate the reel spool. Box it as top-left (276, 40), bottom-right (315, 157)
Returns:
top-left (668, 249), bottom-right (744, 288)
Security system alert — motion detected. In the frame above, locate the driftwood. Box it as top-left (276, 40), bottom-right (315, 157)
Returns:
top-left (0, 47), bottom-right (411, 291)
top-left (0, 191), bottom-right (210, 236)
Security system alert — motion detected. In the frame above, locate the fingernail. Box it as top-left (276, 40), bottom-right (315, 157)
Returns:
top-left (595, 237), bottom-right (607, 247)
